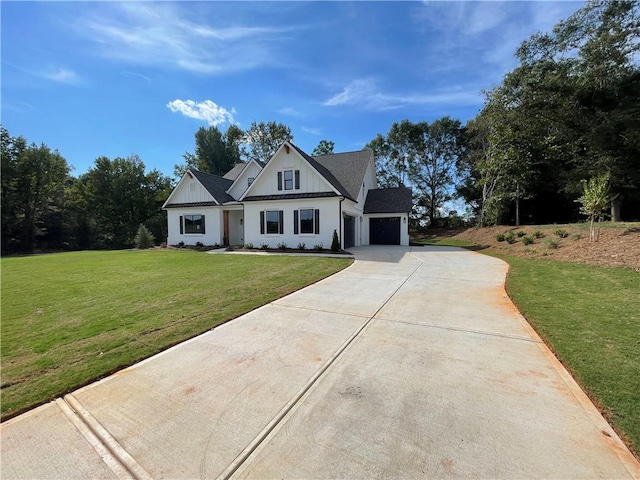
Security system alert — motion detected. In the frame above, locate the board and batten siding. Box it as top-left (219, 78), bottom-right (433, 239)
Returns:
top-left (169, 177), bottom-right (217, 204)
top-left (227, 162), bottom-right (263, 200)
top-left (245, 149), bottom-right (336, 198)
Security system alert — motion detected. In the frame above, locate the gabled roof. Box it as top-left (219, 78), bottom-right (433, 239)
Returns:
top-left (190, 169), bottom-right (235, 204)
top-left (289, 144), bottom-right (358, 201)
top-left (313, 150), bottom-right (372, 201)
top-left (222, 163), bottom-right (246, 181)
top-left (364, 187), bottom-right (413, 214)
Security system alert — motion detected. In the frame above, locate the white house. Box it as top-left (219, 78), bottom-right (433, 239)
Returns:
top-left (162, 141), bottom-right (412, 249)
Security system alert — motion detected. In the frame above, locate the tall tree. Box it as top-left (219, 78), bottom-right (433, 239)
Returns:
top-left (409, 117), bottom-right (464, 228)
top-left (242, 121), bottom-right (293, 163)
top-left (366, 121), bottom-right (419, 189)
top-left (175, 126), bottom-right (242, 179)
top-left (85, 155), bottom-right (170, 249)
top-left (312, 140), bottom-right (335, 156)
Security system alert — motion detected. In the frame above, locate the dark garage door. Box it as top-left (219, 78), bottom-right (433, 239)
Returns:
top-left (370, 217), bottom-right (400, 245)
top-left (344, 215), bottom-right (356, 248)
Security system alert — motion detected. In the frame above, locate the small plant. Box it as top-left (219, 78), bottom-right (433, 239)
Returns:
top-left (546, 238), bottom-right (559, 249)
top-left (277, 242), bottom-right (288, 250)
top-left (496, 233), bottom-right (506, 242)
top-left (571, 233), bottom-right (583, 241)
top-left (244, 242), bottom-right (254, 249)
top-left (522, 235), bottom-right (534, 245)
top-left (314, 243), bottom-right (324, 251)
top-left (213, 242), bottom-right (220, 248)
top-left (260, 243), bottom-right (269, 250)
top-left (331, 230), bottom-right (340, 252)
top-left (134, 224), bottom-right (155, 249)
top-left (297, 242), bottom-right (306, 250)
top-left (577, 172), bottom-right (613, 242)
top-left (516, 230), bottom-right (526, 238)
top-left (504, 231), bottom-right (517, 244)
top-left (195, 241), bottom-right (204, 247)
top-left (533, 230), bottom-right (544, 239)
top-left (554, 229), bottom-right (568, 238)
top-left (178, 241), bottom-right (185, 248)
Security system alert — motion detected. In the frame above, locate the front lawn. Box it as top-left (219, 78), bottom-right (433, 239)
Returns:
top-left (413, 237), bottom-right (640, 456)
top-left (0, 249), bottom-right (352, 420)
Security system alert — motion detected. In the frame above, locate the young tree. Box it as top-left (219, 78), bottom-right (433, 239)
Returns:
top-left (242, 121), bottom-right (293, 164)
top-left (312, 140), bottom-right (335, 156)
top-left (577, 173), bottom-right (613, 242)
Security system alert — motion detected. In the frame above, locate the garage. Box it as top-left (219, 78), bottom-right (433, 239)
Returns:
top-left (369, 217), bottom-right (400, 245)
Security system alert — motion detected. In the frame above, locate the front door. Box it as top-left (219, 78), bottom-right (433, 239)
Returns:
top-left (223, 211), bottom-right (230, 246)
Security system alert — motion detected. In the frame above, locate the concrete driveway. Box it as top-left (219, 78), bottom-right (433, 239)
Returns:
top-left (2, 246), bottom-right (639, 479)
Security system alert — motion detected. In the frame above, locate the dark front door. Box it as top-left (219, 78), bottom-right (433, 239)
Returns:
top-left (344, 215), bottom-right (356, 249)
top-left (370, 217), bottom-right (400, 245)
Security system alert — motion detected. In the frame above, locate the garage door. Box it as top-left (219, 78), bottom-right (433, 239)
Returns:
top-left (344, 215), bottom-right (356, 249)
top-left (370, 217), bottom-right (400, 245)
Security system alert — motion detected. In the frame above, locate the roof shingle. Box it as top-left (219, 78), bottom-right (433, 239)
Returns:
top-left (188, 169), bottom-right (235, 204)
top-left (364, 187), bottom-right (413, 214)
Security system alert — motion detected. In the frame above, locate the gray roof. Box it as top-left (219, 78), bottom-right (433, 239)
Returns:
top-left (364, 187), bottom-right (413, 214)
top-left (290, 144), bottom-right (357, 201)
top-left (164, 201), bottom-right (219, 208)
top-left (222, 163), bottom-right (246, 181)
top-left (189, 169), bottom-right (235, 204)
top-left (314, 150), bottom-right (373, 201)
top-left (243, 192), bottom-right (338, 202)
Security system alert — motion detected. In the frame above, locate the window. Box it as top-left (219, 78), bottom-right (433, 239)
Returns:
top-left (184, 215), bottom-right (205, 234)
top-left (294, 209), bottom-right (320, 234)
top-left (277, 170), bottom-right (300, 191)
top-left (189, 182), bottom-right (195, 191)
top-left (260, 210), bottom-right (284, 235)
top-left (248, 177), bottom-right (255, 187)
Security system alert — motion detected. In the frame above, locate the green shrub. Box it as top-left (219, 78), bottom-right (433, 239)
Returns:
top-left (504, 232), bottom-right (517, 244)
top-left (571, 233), bottom-right (583, 241)
top-left (244, 242), bottom-right (254, 249)
top-left (314, 243), bottom-right (324, 251)
top-left (331, 230), bottom-right (340, 252)
top-left (516, 230), bottom-right (526, 238)
top-left (134, 224), bottom-right (155, 249)
top-left (297, 242), bottom-right (306, 250)
top-left (522, 235), bottom-right (534, 245)
top-left (554, 229), bottom-right (569, 238)
top-left (277, 242), bottom-right (287, 250)
top-left (546, 238), bottom-right (559, 249)
top-left (496, 233), bottom-right (506, 242)
top-left (533, 230), bottom-right (544, 239)
top-left (260, 243), bottom-right (269, 250)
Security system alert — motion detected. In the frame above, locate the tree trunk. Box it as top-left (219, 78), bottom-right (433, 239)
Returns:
top-left (611, 198), bottom-right (621, 222)
top-left (515, 182), bottom-right (520, 227)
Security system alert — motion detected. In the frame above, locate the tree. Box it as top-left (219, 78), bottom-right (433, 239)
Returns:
top-left (577, 173), bottom-right (613, 242)
top-left (366, 121), bottom-right (418, 189)
top-left (409, 117), bottom-right (464, 228)
top-left (242, 121), bottom-right (293, 164)
top-left (134, 224), bottom-right (155, 249)
top-left (174, 126), bottom-right (242, 178)
top-left (312, 140), bottom-right (335, 156)
top-left (85, 155), bottom-right (170, 249)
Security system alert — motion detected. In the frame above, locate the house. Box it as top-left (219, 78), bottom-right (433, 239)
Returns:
top-left (162, 141), bottom-right (412, 249)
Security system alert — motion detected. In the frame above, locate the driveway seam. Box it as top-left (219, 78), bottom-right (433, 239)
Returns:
top-left (375, 318), bottom-right (543, 343)
top-left (216, 257), bottom-right (425, 480)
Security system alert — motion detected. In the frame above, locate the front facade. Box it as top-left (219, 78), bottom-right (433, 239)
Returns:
top-left (163, 142), bottom-right (412, 249)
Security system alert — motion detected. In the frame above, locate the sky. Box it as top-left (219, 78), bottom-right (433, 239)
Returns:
top-left (1, 1), bottom-right (584, 179)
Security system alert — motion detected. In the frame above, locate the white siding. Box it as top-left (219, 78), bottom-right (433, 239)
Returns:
top-left (168, 176), bottom-right (216, 205)
top-left (227, 162), bottom-right (262, 200)
top-left (244, 197), bottom-right (341, 249)
top-left (244, 148), bottom-right (337, 198)
top-left (166, 207), bottom-right (223, 246)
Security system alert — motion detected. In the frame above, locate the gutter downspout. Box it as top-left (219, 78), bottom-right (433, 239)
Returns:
top-left (339, 196), bottom-right (344, 250)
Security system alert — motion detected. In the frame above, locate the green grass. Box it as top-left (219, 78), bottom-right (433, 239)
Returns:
top-left (0, 249), bottom-right (352, 420)
top-left (415, 237), bottom-right (640, 455)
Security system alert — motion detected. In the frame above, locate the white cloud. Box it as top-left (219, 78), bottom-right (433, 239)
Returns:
top-left (75, 3), bottom-right (296, 75)
top-left (324, 79), bottom-right (481, 111)
top-left (277, 107), bottom-right (303, 118)
top-left (167, 99), bottom-right (236, 126)
top-left (301, 127), bottom-right (322, 135)
top-left (122, 71), bottom-right (151, 83)
top-left (42, 68), bottom-right (82, 85)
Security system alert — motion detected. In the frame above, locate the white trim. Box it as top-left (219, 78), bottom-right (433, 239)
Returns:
top-left (225, 159), bottom-right (263, 195)
top-left (162, 169), bottom-right (219, 208)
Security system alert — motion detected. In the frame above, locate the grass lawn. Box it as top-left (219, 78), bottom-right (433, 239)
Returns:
top-left (414, 236), bottom-right (640, 455)
top-left (0, 249), bottom-right (352, 420)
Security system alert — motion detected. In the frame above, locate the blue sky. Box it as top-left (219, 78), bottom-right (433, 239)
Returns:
top-left (2, 1), bottom-right (583, 179)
